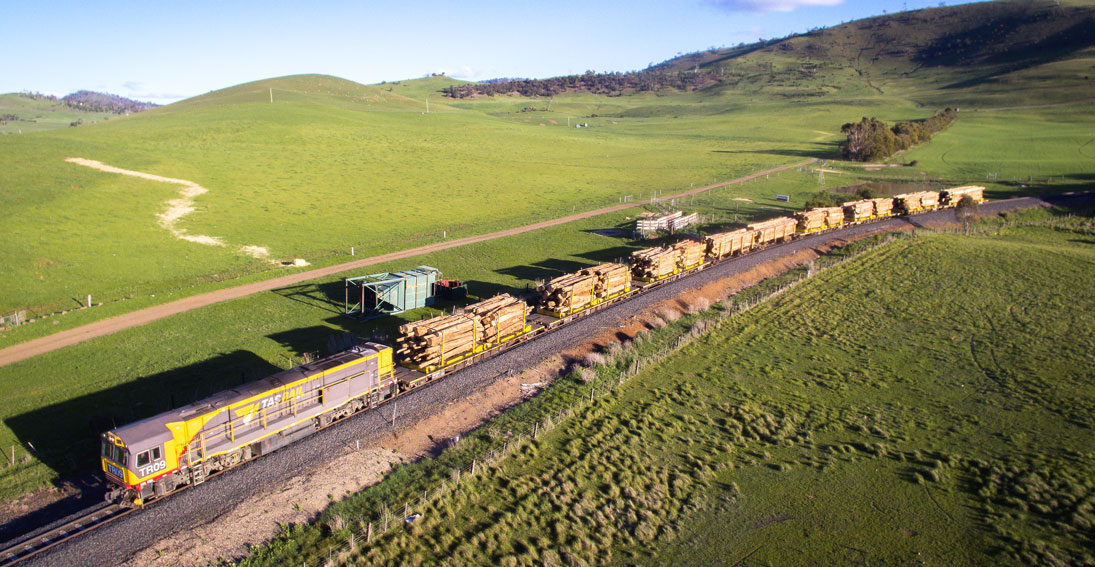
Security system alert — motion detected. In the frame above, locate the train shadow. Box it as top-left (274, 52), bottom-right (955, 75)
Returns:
top-left (2, 350), bottom-right (281, 542)
top-left (492, 258), bottom-right (595, 291)
top-left (271, 279), bottom-right (345, 315)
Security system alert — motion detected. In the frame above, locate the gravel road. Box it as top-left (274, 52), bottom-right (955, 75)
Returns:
top-left (0, 159), bottom-right (815, 369)
top-left (18, 192), bottom-right (1092, 567)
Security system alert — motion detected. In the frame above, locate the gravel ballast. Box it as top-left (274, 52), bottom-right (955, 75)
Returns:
top-left (21, 192), bottom-right (1091, 567)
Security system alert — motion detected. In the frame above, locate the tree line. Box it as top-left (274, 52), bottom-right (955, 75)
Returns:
top-left (18, 91), bottom-right (157, 114)
top-left (840, 108), bottom-right (958, 162)
top-left (441, 69), bottom-right (723, 98)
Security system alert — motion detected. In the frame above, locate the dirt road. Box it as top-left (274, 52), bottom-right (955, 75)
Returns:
top-left (0, 159), bottom-right (814, 368)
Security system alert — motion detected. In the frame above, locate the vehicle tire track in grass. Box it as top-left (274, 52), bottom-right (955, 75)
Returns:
top-left (64, 158), bottom-right (274, 260)
top-left (922, 483), bottom-right (958, 525)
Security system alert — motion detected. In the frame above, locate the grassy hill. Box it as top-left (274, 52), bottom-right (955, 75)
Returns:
top-left (241, 211), bottom-right (1095, 567)
top-left (653, 0), bottom-right (1095, 107)
top-left (0, 94), bottom-right (127, 134)
top-left (3, 1), bottom-right (1095, 332)
top-left (0, 73), bottom-right (804, 319)
top-left (2, 0), bottom-right (1095, 507)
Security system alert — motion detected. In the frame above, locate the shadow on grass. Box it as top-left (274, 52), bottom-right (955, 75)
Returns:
top-left (712, 143), bottom-right (841, 160)
top-left (2, 350), bottom-right (280, 541)
top-left (494, 258), bottom-right (596, 289)
top-left (272, 279), bottom-right (346, 315)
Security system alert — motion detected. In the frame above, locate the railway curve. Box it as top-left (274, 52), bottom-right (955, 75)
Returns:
top-left (12, 191), bottom-right (1095, 567)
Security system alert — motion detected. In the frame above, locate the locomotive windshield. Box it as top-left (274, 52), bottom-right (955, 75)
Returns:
top-left (100, 438), bottom-right (128, 467)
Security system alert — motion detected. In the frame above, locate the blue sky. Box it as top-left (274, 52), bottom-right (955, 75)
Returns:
top-left (4, 0), bottom-right (982, 104)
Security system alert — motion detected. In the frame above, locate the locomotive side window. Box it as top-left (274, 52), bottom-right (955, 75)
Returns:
top-left (136, 450), bottom-right (150, 468)
top-left (151, 447), bottom-right (161, 461)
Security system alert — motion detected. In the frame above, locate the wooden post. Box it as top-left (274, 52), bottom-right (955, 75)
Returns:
top-left (366, 522), bottom-right (373, 542)
top-left (471, 458), bottom-right (477, 475)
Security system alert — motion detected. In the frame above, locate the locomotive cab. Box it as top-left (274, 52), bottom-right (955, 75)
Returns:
top-left (101, 427), bottom-right (175, 506)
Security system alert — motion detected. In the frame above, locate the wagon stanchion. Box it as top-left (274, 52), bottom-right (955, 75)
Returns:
top-left (341, 230), bottom-right (921, 557)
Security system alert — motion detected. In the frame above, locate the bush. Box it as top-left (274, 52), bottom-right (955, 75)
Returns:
top-left (656, 306), bottom-right (681, 322)
top-left (685, 296), bottom-right (711, 314)
top-left (582, 352), bottom-right (605, 367)
top-left (804, 191), bottom-right (835, 209)
top-left (575, 367), bottom-right (597, 383)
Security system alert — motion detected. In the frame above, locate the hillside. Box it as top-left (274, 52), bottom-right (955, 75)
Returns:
top-left (227, 212), bottom-right (1095, 566)
top-left (0, 0), bottom-right (1092, 346)
top-left (0, 0), bottom-right (1093, 542)
top-left (450, 0), bottom-right (1095, 107)
top-left (0, 73), bottom-right (804, 320)
top-left (655, 0), bottom-right (1095, 106)
top-left (60, 91), bottom-right (157, 114)
top-left (0, 93), bottom-right (127, 134)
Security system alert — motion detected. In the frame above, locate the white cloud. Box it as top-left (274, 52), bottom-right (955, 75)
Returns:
top-left (119, 80), bottom-right (187, 103)
top-left (710, 0), bottom-right (844, 12)
top-left (434, 66), bottom-right (483, 80)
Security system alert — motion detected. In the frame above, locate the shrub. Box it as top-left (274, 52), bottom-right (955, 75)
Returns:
top-left (656, 306), bottom-right (681, 322)
top-left (685, 296), bottom-right (711, 314)
top-left (582, 352), bottom-right (605, 367)
top-left (575, 367), bottom-right (597, 384)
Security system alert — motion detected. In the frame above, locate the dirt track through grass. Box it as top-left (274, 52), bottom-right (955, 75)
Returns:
top-left (0, 159), bottom-right (814, 368)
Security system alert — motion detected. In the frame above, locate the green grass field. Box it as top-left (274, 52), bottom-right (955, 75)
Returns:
top-left (0, 94), bottom-right (124, 134)
top-left (253, 212), bottom-right (1094, 567)
top-left (3, 0), bottom-right (1095, 513)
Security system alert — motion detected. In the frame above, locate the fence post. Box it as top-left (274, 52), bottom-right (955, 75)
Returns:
top-left (367, 521), bottom-right (373, 543)
top-left (472, 458), bottom-right (477, 476)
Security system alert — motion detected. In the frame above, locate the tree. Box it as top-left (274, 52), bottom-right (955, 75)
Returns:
top-left (805, 191), bottom-right (835, 209)
top-left (855, 186), bottom-right (878, 199)
top-left (955, 195), bottom-right (979, 234)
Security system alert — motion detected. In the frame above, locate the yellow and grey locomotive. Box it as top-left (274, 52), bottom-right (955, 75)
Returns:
top-left (101, 343), bottom-right (393, 505)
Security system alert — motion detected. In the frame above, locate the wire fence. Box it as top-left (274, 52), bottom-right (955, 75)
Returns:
top-left (306, 233), bottom-right (902, 566)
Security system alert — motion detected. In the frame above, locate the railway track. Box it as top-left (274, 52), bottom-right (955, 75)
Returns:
top-left (10, 191), bottom-right (1094, 567)
top-left (0, 504), bottom-right (130, 566)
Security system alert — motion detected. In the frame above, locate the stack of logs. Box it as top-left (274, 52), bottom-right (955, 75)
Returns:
top-left (630, 247), bottom-right (678, 280)
top-left (749, 217), bottom-right (797, 245)
top-left (396, 294), bottom-right (527, 368)
top-left (941, 185), bottom-right (984, 206)
top-left (673, 240), bottom-right (705, 269)
top-left (794, 208), bottom-right (828, 233)
top-left (705, 229), bottom-right (755, 259)
top-left (843, 200), bottom-right (874, 223)
top-left (537, 263), bottom-right (630, 314)
top-left (872, 197), bottom-right (894, 217)
top-left (537, 271), bottom-right (595, 313)
top-left (585, 263), bottom-right (629, 298)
